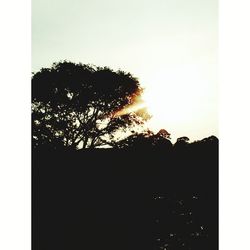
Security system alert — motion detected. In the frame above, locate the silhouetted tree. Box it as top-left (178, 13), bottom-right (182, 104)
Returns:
top-left (32, 61), bottom-right (148, 149)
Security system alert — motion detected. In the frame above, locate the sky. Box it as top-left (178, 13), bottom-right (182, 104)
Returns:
top-left (32, 0), bottom-right (218, 142)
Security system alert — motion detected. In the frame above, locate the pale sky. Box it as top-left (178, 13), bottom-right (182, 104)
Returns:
top-left (32, 0), bottom-right (218, 142)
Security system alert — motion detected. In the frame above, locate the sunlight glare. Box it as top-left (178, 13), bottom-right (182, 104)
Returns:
top-left (140, 65), bottom-right (209, 133)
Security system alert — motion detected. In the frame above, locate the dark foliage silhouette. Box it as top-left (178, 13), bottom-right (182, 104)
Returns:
top-left (32, 61), bottom-right (149, 149)
top-left (33, 135), bottom-right (218, 250)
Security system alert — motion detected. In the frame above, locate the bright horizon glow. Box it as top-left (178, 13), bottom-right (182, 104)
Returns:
top-left (140, 65), bottom-right (217, 140)
top-left (33, 0), bottom-right (218, 143)
top-left (143, 66), bottom-right (204, 124)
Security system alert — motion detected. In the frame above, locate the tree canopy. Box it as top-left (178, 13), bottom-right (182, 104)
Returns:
top-left (32, 61), bottom-right (149, 149)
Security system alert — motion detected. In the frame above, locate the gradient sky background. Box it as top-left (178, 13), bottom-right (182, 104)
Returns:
top-left (32, 0), bottom-right (218, 142)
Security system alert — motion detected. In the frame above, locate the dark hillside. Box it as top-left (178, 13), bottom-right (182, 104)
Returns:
top-left (32, 138), bottom-right (218, 250)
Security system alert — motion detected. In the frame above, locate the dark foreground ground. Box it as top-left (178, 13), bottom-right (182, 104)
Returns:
top-left (32, 142), bottom-right (218, 250)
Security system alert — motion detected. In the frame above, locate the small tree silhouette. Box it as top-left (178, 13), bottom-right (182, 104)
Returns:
top-left (32, 61), bottom-right (149, 149)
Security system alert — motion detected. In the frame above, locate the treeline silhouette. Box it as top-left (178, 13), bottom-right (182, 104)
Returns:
top-left (32, 61), bottom-right (218, 250)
